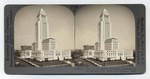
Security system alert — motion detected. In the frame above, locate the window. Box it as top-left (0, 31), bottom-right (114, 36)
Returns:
top-left (41, 15), bottom-right (46, 21)
top-left (42, 22), bottom-right (47, 39)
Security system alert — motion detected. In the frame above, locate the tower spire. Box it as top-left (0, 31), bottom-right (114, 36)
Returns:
top-left (97, 9), bottom-right (111, 50)
top-left (36, 8), bottom-right (49, 50)
top-left (39, 8), bottom-right (47, 15)
top-left (102, 9), bottom-right (109, 15)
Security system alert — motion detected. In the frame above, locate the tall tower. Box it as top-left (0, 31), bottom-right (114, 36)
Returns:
top-left (98, 9), bottom-right (111, 50)
top-left (36, 8), bottom-right (49, 50)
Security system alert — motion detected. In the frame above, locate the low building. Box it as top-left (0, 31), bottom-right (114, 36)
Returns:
top-left (20, 50), bottom-right (32, 59)
top-left (83, 45), bottom-right (94, 50)
top-left (30, 50), bottom-right (72, 61)
top-left (83, 45), bottom-right (95, 58)
top-left (21, 45), bottom-right (32, 51)
top-left (62, 50), bottom-right (72, 59)
top-left (83, 49), bottom-right (95, 58)
top-left (94, 50), bottom-right (134, 61)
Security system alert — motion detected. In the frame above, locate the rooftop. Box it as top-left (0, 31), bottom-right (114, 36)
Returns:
top-left (42, 38), bottom-right (55, 42)
top-left (38, 8), bottom-right (47, 15)
top-left (101, 9), bottom-right (109, 15)
top-left (105, 38), bottom-right (118, 42)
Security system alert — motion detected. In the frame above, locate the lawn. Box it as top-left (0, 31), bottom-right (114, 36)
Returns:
top-left (87, 58), bottom-right (130, 66)
top-left (14, 57), bottom-right (34, 67)
top-left (25, 58), bottom-right (69, 67)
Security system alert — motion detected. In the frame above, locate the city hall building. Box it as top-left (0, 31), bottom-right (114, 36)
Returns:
top-left (20, 8), bottom-right (72, 61)
top-left (83, 9), bottom-right (134, 61)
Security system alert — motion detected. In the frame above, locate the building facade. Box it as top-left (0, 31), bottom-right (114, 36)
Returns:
top-left (94, 50), bottom-right (134, 61)
top-left (83, 49), bottom-right (95, 58)
top-left (42, 38), bottom-right (56, 51)
top-left (105, 38), bottom-right (119, 50)
top-left (20, 50), bottom-right (32, 59)
top-left (36, 8), bottom-right (49, 51)
top-left (83, 45), bottom-right (95, 58)
top-left (98, 9), bottom-right (111, 50)
top-left (31, 50), bottom-right (72, 61)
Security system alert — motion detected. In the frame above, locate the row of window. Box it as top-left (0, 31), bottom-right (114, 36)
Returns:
top-left (124, 53), bottom-right (132, 56)
top-left (106, 53), bottom-right (132, 56)
top-left (44, 53), bottom-right (54, 56)
top-left (118, 53), bottom-right (123, 56)
top-left (107, 53), bottom-right (116, 56)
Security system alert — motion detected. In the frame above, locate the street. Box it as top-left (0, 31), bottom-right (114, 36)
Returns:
top-left (73, 58), bottom-right (97, 67)
top-left (14, 57), bottom-right (34, 67)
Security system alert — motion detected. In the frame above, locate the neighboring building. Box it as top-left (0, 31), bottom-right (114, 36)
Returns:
top-left (42, 38), bottom-right (56, 51)
top-left (20, 8), bottom-right (72, 61)
top-left (21, 45), bottom-right (32, 51)
top-left (94, 50), bottom-right (134, 61)
top-left (62, 50), bottom-right (72, 59)
top-left (83, 49), bottom-right (95, 58)
top-left (83, 45), bottom-right (94, 50)
top-left (32, 42), bottom-right (38, 51)
top-left (20, 45), bottom-right (32, 59)
top-left (83, 45), bottom-right (95, 58)
top-left (31, 50), bottom-right (72, 61)
top-left (105, 38), bottom-right (119, 50)
top-left (95, 42), bottom-right (100, 51)
top-left (20, 50), bottom-right (32, 59)
top-left (83, 9), bottom-right (134, 61)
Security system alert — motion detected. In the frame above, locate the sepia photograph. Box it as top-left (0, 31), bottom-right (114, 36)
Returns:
top-left (13, 5), bottom-right (136, 68)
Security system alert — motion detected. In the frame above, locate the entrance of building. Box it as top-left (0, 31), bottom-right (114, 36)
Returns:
top-left (45, 58), bottom-right (48, 61)
top-left (107, 58), bottom-right (111, 61)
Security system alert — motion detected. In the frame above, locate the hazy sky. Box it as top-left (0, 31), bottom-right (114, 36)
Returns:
top-left (15, 5), bottom-right (135, 50)
top-left (15, 5), bottom-right (74, 50)
top-left (75, 5), bottom-right (135, 50)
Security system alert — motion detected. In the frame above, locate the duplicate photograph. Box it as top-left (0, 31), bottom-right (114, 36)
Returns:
top-left (14, 5), bottom-right (135, 68)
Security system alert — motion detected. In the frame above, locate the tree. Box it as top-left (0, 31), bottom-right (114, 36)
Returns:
top-left (71, 49), bottom-right (83, 59)
top-left (14, 50), bottom-right (21, 57)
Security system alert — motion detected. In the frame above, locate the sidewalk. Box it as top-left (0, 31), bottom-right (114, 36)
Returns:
top-left (19, 58), bottom-right (40, 67)
top-left (125, 60), bottom-right (136, 67)
top-left (82, 58), bottom-right (102, 67)
top-left (63, 60), bottom-right (75, 67)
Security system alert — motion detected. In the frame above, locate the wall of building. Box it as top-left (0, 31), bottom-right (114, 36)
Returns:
top-left (94, 50), bottom-right (134, 61)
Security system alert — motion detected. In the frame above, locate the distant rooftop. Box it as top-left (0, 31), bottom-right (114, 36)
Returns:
top-left (105, 38), bottom-right (118, 42)
top-left (42, 38), bottom-right (55, 42)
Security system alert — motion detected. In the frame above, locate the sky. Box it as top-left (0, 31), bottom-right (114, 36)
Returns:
top-left (14, 5), bottom-right (74, 50)
top-left (75, 5), bottom-right (135, 50)
top-left (15, 5), bottom-right (135, 50)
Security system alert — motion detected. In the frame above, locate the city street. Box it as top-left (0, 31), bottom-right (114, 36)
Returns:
top-left (77, 58), bottom-right (96, 67)
top-left (86, 58), bottom-right (135, 67)
top-left (14, 57), bottom-right (34, 67)
top-left (67, 58), bottom-right (97, 67)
